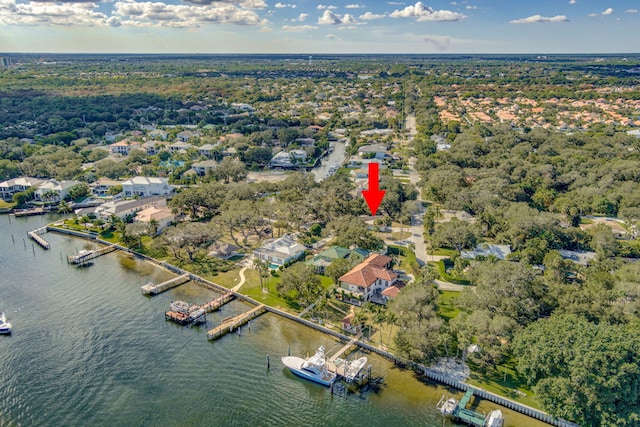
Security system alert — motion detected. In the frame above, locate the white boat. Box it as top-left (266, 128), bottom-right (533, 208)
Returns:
top-left (436, 395), bottom-right (458, 415)
top-left (170, 301), bottom-right (191, 315)
top-left (485, 409), bottom-right (504, 427)
top-left (281, 346), bottom-right (337, 387)
top-left (344, 356), bottom-right (367, 382)
top-left (0, 312), bottom-right (12, 335)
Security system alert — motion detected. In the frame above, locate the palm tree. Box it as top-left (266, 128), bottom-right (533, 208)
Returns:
top-left (385, 311), bottom-right (398, 348)
top-left (57, 200), bottom-right (72, 214)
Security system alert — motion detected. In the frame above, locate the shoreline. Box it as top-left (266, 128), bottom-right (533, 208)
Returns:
top-left (46, 224), bottom-right (576, 427)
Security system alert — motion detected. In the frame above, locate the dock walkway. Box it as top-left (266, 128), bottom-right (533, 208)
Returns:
top-left (328, 336), bottom-right (359, 363)
top-left (67, 244), bottom-right (117, 264)
top-left (197, 291), bottom-right (236, 313)
top-left (207, 304), bottom-right (265, 340)
top-left (141, 274), bottom-right (190, 295)
top-left (27, 227), bottom-right (50, 250)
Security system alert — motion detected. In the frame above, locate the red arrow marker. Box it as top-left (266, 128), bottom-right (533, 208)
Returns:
top-left (362, 162), bottom-right (385, 216)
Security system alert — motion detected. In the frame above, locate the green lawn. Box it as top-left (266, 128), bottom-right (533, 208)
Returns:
top-left (208, 268), bottom-right (243, 288)
top-left (390, 231), bottom-right (412, 240)
top-left (0, 200), bottom-right (15, 210)
top-left (437, 290), bottom-right (461, 321)
top-left (434, 259), bottom-right (470, 285)
top-left (466, 359), bottom-right (541, 410)
top-left (431, 248), bottom-right (457, 256)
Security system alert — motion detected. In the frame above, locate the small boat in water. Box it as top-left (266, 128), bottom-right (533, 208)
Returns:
top-left (436, 395), bottom-right (458, 415)
top-left (282, 346), bottom-right (337, 387)
top-left (0, 312), bottom-right (12, 335)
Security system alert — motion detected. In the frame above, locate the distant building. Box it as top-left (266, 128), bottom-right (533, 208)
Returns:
top-left (142, 141), bottom-right (165, 156)
top-left (558, 250), bottom-right (597, 266)
top-left (168, 141), bottom-right (192, 153)
top-left (109, 139), bottom-right (141, 156)
top-left (176, 131), bottom-right (200, 143)
top-left (0, 177), bottom-right (46, 201)
top-left (121, 176), bottom-right (173, 197)
top-left (270, 150), bottom-right (307, 168)
top-left (191, 160), bottom-right (218, 176)
top-left (89, 178), bottom-right (123, 197)
top-left (254, 234), bottom-right (306, 267)
top-left (198, 144), bottom-right (219, 159)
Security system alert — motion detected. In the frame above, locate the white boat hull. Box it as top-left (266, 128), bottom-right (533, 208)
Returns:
top-left (282, 356), bottom-right (336, 386)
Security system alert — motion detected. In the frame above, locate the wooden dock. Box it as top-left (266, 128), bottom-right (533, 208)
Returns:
top-left (13, 207), bottom-right (47, 217)
top-left (141, 274), bottom-right (190, 295)
top-left (197, 291), bottom-right (235, 313)
top-left (207, 304), bottom-right (265, 340)
top-left (328, 337), bottom-right (359, 363)
top-left (27, 227), bottom-right (50, 250)
top-left (67, 244), bottom-right (117, 265)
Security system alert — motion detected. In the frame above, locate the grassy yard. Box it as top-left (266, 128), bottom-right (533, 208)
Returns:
top-left (390, 231), bottom-right (412, 240)
top-left (0, 200), bottom-right (15, 210)
top-left (437, 290), bottom-right (461, 321)
top-left (431, 248), bottom-right (457, 257)
top-left (466, 359), bottom-right (541, 410)
top-left (434, 259), bottom-right (470, 285)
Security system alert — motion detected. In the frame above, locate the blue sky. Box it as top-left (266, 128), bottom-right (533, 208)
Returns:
top-left (0, 1), bottom-right (638, 53)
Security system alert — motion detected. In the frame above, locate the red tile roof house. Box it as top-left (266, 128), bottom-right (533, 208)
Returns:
top-left (338, 254), bottom-right (398, 306)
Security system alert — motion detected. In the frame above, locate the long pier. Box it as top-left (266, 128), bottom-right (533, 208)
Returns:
top-left (27, 227), bottom-right (50, 250)
top-left (328, 337), bottom-right (359, 363)
top-left (141, 274), bottom-right (190, 295)
top-left (67, 244), bottom-right (117, 265)
top-left (207, 304), bottom-right (265, 340)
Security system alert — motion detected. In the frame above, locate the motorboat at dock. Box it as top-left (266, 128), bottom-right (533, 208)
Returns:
top-left (282, 346), bottom-right (337, 387)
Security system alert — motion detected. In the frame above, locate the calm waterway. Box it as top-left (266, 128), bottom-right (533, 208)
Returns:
top-left (0, 214), bottom-right (549, 427)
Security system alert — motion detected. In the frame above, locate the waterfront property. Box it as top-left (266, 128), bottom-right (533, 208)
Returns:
top-left (0, 177), bottom-right (46, 201)
top-left (93, 196), bottom-right (167, 221)
top-left (338, 254), bottom-right (398, 305)
top-left (121, 176), bottom-right (174, 198)
top-left (253, 234), bottom-right (306, 268)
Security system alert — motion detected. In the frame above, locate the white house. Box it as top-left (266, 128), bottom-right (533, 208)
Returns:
top-left (0, 177), bottom-right (46, 201)
top-left (254, 234), bottom-right (306, 267)
top-left (461, 244), bottom-right (512, 260)
top-left (176, 131), bottom-right (200, 143)
top-left (338, 254), bottom-right (398, 305)
top-left (34, 180), bottom-right (81, 202)
top-left (270, 150), bottom-right (308, 168)
top-left (121, 176), bottom-right (173, 197)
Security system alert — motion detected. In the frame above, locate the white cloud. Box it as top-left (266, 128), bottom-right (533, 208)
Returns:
top-left (281, 24), bottom-right (317, 31)
top-left (624, 9), bottom-right (638, 14)
top-left (318, 9), bottom-right (358, 24)
top-left (316, 4), bottom-right (337, 10)
top-left (510, 14), bottom-right (568, 24)
top-left (389, 2), bottom-right (466, 22)
top-left (326, 33), bottom-right (338, 39)
top-left (112, 2), bottom-right (265, 27)
top-left (0, 0), bottom-right (109, 26)
top-left (258, 26), bottom-right (273, 32)
top-left (274, 2), bottom-right (296, 8)
top-left (601, 7), bottom-right (614, 16)
top-left (465, 5), bottom-right (478, 10)
top-left (182, 0), bottom-right (267, 8)
top-left (359, 11), bottom-right (385, 20)
top-left (588, 13), bottom-right (598, 17)
top-left (569, 0), bottom-right (576, 4)
top-left (297, 12), bottom-right (308, 21)
top-left (345, 4), bottom-right (365, 8)
top-left (387, 1), bottom-right (404, 4)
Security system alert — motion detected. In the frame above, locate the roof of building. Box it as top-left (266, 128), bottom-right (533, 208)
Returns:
top-left (255, 234), bottom-right (306, 259)
top-left (318, 246), bottom-right (350, 260)
top-left (381, 283), bottom-right (405, 298)
top-left (339, 254), bottom-right (397, 289)
top-left (0, 177), bottom-right (46, 188)
top-left (134, 206), bottom-right (174, 222)
top-left (122, 176), bottom-right (169, 186)
top-left (461, 244), bottom-right (512, 260)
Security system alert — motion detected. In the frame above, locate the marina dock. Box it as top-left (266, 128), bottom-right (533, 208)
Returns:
top-left (207, 304), bottom-right (265, 340)
top-left (328, 337), bottom-right (358, 363)
top-left (141, 274), bottom-right (190, 295)
top-left (27, 227), bottom-right (50, 250)
top-left (67, 244), bottom-right (117, 265)
top-left (197, 291), bottom-right (236, 313)
top-left (452, 389), bottom-right (489, 427)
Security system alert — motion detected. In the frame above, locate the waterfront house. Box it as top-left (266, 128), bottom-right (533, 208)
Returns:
top-left (94, 196), bottom-right (167, 221)
top-left (338, 254), bottom-right (398, 305)
top-left (121, 176), bottom-right (173, 197)
top-left (0, 177), bottom-right (46, 201)
top-left (254, 234), bottom-right (306, 267)
top-left (34, 179), bottom-right (81, 203)
top-left (208, 242), bottom-right (240, 259)
top-left (305, 246), bottom-right (351, 274)
top-left (133, 205), bottom-right (175, 234)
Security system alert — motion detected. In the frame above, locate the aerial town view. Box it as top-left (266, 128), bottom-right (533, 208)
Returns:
top-left (1, 1), bottom-right (639, 426)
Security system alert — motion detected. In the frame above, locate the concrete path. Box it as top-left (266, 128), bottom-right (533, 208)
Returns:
top-left (435, 279), bottom-right (470, 292)
top-left (231, 267), bottom-right (248, 292)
